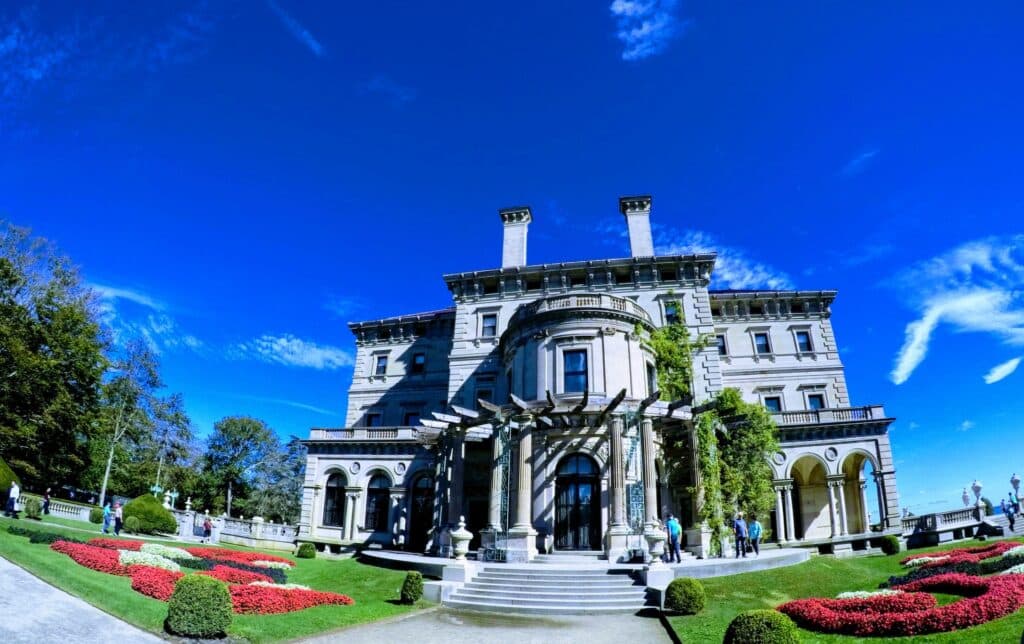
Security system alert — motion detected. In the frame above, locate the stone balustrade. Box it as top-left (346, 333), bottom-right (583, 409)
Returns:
top-left (508, 293), bottom-right (653, 330)
top-left (19, 494), bottom-right (93, 523)
top-left (308, 427), bottom-right (417, 441)
top-left (772, 405), bottom-right (887, 426)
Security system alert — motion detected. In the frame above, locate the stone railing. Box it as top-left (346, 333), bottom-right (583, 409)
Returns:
top-left (19, 494), bottom-right (93, 523)
top-left (308, 427), bottom-right (417, 441)
top-left (902, 507), bottom-right (984, 534)
top-left (218, 515), bottom-right (298, 551)
top-left (509, 293), bottom-right (653, 328)
top-left (772, 405), bottom-right (887, 426)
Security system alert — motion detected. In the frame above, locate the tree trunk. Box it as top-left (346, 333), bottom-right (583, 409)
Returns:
top-left (98, 437), bottom-right (117, 507)
top-left (227, 479), bottom-right (233, 517)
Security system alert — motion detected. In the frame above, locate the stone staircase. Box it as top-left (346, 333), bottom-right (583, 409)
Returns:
top-left (445, 564), bottom-right (650, 615)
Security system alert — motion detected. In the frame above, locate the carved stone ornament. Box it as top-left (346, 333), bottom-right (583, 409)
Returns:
top-left (825, 447), bottom-right (838, 462)
top-left (395, 462), bottom-right (407, 475)
top-left (349, 461), bottom-right (362, 474)
top-left (771, 452), bottom-right (786, 466)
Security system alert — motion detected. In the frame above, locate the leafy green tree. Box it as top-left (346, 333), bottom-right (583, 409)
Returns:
top-left (711, 388), bottom-right (779, 523)
top-left (247, 436), bottom-right (306, 523)
top-left (204, 416), bottom-right (276, 517)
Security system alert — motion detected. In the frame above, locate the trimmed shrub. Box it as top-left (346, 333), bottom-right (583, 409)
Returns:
top-left (296, 542), bottom-right (316, 559)
top-left (724, 610), bottom-right (800, 644)
top-left (23, 496), bottom-right (42, 520)
top-left (665, 577), bottom-right (706, 615)
top-left (880, 535), bottom-right (901, 555)
top-left (89, 507), bottom-right (104, 524)
top-left (7, 525), bottom-right (83, 544)
top-left (124, 516), bottom-right (141, 534)
top-left (166, 575), bottom-right (233, 638)
top-left (400, 571), bottom-right (423, 604)
top-left (123, 494), bottom-right (177, 535)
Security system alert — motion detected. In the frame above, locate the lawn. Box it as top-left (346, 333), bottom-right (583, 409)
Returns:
top-left (668, 538), bottom-right (1024, 643)
top-left (0, 516), bottom-right (428, 643)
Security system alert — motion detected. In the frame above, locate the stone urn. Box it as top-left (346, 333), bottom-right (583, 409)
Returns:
top-left (972, 480), bottom-right (983, 505)
top-left (962, 488), bottom-right (970, 508)
top-left (450, 516), bottom-right (474, 561)
top-left (1013, 473), bottom-right (1021, 496)
top-left (644, 527), bottom-right (667, 566)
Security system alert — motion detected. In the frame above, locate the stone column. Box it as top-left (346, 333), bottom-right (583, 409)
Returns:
top-left (774, 486), bottom-right (786, 542)
top-left (447, 430), bottom-right (466, 529)
top-left (859, 479), bottom-right (871, 533)
top-left (826, 481), bottom-right (838, 538)
top-left (507, 421), bottom-right (537, 562)
top-left (641, 419), bottom-right (658, 526)
top-left (783, 485), bottom-right (796, 541)
top-left (488, 432), bottom-right (504, 529)
top-left (873, 471), bottom-right (888, 525)
top-left (344, 488), bottom-right (361, 541)
top-left (390, 488), bottom-right (406, 547)
top-left (835, 481), bottom-right (849, 536)
top-left (606, 416), bottom-right (630, 562)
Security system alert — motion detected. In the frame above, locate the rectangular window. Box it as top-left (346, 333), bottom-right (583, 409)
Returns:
top-left (647, 363), bottom-right (657, 396)
top-left (716, 334), bottom-right (727, 356)
top-left (796, 331), bottom-right (812, 353)
top-left (665, 302), bottom-right (680, 325)
top-left (763, 397), bottom-right (782, 413)
top-left (481, 314), bottom-right (498, 338)
top-left (563, 350), bottom-right (588, 393)
top-left (374, 355), bottom-right (388, 375)
top-left (410, 352), bottom-right (426, 374)
top-left (754, 333), bottom-right (771, 355)
top-left (365, 413), bottom-right (383, 427)
top-left (403, 411), bottom-right (420, 426)
top-left (807, 394), bottom-right (825, 410)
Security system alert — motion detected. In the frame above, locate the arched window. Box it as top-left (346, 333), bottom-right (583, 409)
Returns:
top-left (557, 453), bottom-right (598, 476)
top-left (364, 474), bottom-right (392, 533)
top-left (322, 473), bottom-right (346, 527)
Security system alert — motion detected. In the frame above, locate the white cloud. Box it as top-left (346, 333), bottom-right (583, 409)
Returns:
top-left (655, 228), bottom-right (794, 290)
top-left (984, 357), bottom-right (1022, 385)
top-left (841, 147), bottom-right (880, 177)
top-left (890, 236), bottom-right (1024, 384)
top-left (610, 0), bottom-right (683, 61)
top-left (91, 283), bottom-right (166, 310)
top-left (232, 394), bottom-right (339, 416)
top-left (266, 0), bottom-right (324, 57)
top-left (235, 334), bottom-right (353, 370)
top-left (91, 283), bottom-right (202, 355)
top-left (958, 420), bottom-right (975, 432)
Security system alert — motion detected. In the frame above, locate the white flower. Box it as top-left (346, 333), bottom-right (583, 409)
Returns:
top-left (902, 555), bottom-right (950, 568)
top-left (836, 589), bottom-right (903, 599)
top-left (251, 560), bottom-right (292, 570)
top-left (249, 581), bottom-right (311, 591)
top-left (119, 550), bottom-right (181, 572)
top-left (1002, 545), bottom-right (1024, 560)
top-left (1001, 563), bottom-right (1024, 575)
top-left (140, 543), bottom-right (194, 560)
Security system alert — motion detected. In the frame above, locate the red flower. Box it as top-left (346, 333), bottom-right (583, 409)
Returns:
top-left (901, 542), bottom-right (1018, 569)
top-left (88, 537), bottom-right (144, 551)
top-left (185, 547), bottom-right (294, 568)
top-left (50, 541), bottom-right (131, 576)
top-left (128, 565), bottom-right (184, 601)
top-left (229, 585), bottom-right (355, 614)
top-left (197, 565), bottom-right (273, 585)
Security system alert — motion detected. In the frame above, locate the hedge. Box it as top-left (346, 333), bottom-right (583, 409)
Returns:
top-left (880, 535), bottom-right (901, 555)
top-left (296, 542), bottom-right (316, 559)
top-left (400, 571), bottom-right (423, 604)
top-left (124, 515), bottom-right (141, 534)
top-left (166, 575), bottom-right (233, 638)
top-left (665, 577), bottom-right (706, 615)
top-left (123, 494), bottom-right (177, 535)
top-left (725, 610), bottom-right (800, 644)
top-left (89, 507), bottom-right (104, 524)
top-left (23, 496), bottom-right (42, 520)
top-left (7, 525), bottom-right (84, 544)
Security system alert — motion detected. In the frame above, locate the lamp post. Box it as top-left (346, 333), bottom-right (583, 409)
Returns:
top-left (168, 489), bottom-right (179, 510)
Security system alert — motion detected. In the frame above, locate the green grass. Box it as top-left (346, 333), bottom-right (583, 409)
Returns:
top-left (669, 538), bottom-right (1024, 643)
top-left (0, 516), bottom-right (427, 642)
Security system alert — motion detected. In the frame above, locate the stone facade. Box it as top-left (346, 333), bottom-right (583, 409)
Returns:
top-left (300, 196), bottom-right (901, 559)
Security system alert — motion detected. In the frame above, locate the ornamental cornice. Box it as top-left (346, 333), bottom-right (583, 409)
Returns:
top-left (499, 206), bottom-right (532, 224)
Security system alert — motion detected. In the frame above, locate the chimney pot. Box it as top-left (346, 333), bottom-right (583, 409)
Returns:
top-left (619, 195), bottom-right (654, 257)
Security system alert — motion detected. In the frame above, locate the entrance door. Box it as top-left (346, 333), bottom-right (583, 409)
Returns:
top-left (555, 454), bottom-right (601, 550)
top-left (408, 476), bottom-right (434, 553)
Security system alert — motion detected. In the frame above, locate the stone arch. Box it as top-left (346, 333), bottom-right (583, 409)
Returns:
top-left (554, 452), bottom-right (602, 550)
top-left (841, 449), bottom-right (880, 534)
top-left (789, 454), bottom-right (831, 540)
top-left (406, 470), bottom-right (435, 553)
top-left (363, 471), bottom-right (393, 533)
top-left (321, 470), bottom-right (348, 528)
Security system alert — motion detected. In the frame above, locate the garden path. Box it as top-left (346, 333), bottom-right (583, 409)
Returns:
top-left (0, 557), bottom-right (162, 644)
top-left (298, 606), bottom-right (672, 644)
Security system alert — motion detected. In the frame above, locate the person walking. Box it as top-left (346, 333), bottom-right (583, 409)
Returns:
top-left (748, 514), bottom-right (763, 557)
top-left (1010, 491), bottom-right (1020, 517)
top-left (113, 502), bottom-right (124, 536)
top-left (102, 501), bottom-right (113, 534)
top-left (42, 488), bottom-right (51, 515)
top-left (733, 512), bottom-right (748, 558)
top-left (202, 516), bottom-right (213, 543)
top-left (665, 514), bottom-right (683, 564)
top-left (5, 481), bottom-right (19, 518)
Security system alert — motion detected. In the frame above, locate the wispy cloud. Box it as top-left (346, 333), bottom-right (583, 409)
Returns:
top-left (841, 146), bottom-right (880, 177)
top-left (234, 334), bottom-right (353, 370)
top-left (231, 394), bottom-right (339, 416)
top-left (359, 75), bottom-right (416, 105)
top-left (324, 296), bottom-right (363, 320)
top-left (984, 357), bottom-right (1022, 385)
top-left (91, 283), bottom-right (203, 356)
top-left (958, 420), bottom-right (975, 432)
top-left (91, 283), bottom-right (166, 311)
top-left (266, 0), bottom-right (324, 57)
top-left (654, 227), bottom-right (794, 290)
top-left (609, 0), bottom-right (684, 61)
top-left (889, 235), bottom-right (1024, 384)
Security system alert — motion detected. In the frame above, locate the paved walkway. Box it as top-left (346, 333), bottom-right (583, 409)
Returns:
top-left (299, 607), bottom-right (671, 644)
top-left (0, 557), bottom-right (162, 644)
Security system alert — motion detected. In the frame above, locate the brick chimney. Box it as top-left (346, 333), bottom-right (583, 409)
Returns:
top-left (499, 206), bottom-right (532, 268)
top-left (619, 195), bottom-right (654, 257)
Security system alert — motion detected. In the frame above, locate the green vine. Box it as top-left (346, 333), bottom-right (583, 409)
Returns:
top-left (694, 413), bottom-right (726, 556)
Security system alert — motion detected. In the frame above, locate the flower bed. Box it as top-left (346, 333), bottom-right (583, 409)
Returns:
top-left (51, 541), bottom-right (130, 576)
top-left (128, 565), bottom-right (184, 601)
top-left (89, 538), bottom-right (144, 551)
top-left (901, 542), bottom-right (1018, 569)
top-left (229, 584), bottom-right (354, 614)
top-left (780, 573), bottom-right (1024, 637)
top-left (198, 565), bottom-right (273, 585)
top-left (883, 552), bottom-right (1024, 587)
top-left (835, 589), bottom-right (903, 599)
top-left (185, 547), bottom-right (294, 568)
top-left (141, 543), bottom-right (195, 560)
top-left (119, 550), bottom-right (181, 572)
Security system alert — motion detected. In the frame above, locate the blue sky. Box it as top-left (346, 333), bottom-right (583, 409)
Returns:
top-left (2, 1), bottom-right (1023, 513)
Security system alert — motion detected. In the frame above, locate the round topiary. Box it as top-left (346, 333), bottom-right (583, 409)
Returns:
top-left (665, 577), bottom-right (706, 615)
top-left (400, 571), bottom-right (423, 604)
top-left (880, 535), bottom-right (901, 555)
top-left (23, 496), bottom-right (42, 520)
top-left (123, 494), bottom-right (177, 534)
top-left (166, 575), bottom-right (233, 638)
top-left (89, 507), bottom-right (104, 524)
top-left (124, 515), bottom-right (141, 534)
top-left (724, 610), bottom-right (800, 644)
top-left (296, 542), bottom-right (316, 559)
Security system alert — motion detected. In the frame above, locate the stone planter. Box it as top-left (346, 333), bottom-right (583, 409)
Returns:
top-left (450, 516), bottom-right (474, 561)
top-left (644, 529), bottom-right (666, 565)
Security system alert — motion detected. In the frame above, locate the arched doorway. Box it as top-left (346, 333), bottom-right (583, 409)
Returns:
top-left (790, 456), bottom-right (831, 540)
top-left (364, 473), bottom-right (392, 533)
top-left (842, 452), bottom-right (879, 534)
top-left (322, 472), bottom-right (347, 528)
top-left (408, 475), bottom-right (434, 553)
top-left (555, 454), bottom-right (601, 551)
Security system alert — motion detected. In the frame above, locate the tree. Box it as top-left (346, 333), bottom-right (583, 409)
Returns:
top-left (247, 436), bottom-right (306, 523)
top-left (712, 389), bottom-right (779, 523)
top-left (0, 222), bottom-right (107, 488)
top-left (204, 416), bottom-right (276, 517)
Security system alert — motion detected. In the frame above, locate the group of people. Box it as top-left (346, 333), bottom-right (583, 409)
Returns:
top-left (1001, 491), bottom-right (1021, 531)
top-left (661, 511), bottom-right (764, 563)
top-left (101, 501), bottom-right (124, 535)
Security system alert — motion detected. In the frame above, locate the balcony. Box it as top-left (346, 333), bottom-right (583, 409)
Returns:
top-left (771, 405), bottom-right (888, 426)
top-left (307, 427), bottom-right (418, 441)
top-left (508, 293), bottom-right (653, 331)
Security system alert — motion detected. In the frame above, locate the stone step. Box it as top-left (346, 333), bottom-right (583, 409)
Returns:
top-left (456, 588), bottom-right (646, 602)
top-left (465, 580), bottom-right (637, 592)
top-left (475, 572), bottom-right (637, 583)
top-left (444, 598), bottom-right (645, 615)
top-left (448, 594), bottom-right (646, 608)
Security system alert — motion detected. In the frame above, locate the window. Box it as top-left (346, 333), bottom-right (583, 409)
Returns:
top-left (410, 352), bottom-right (426, 374)
top-left (647, 363), bottom-right (657, 396)
top-left (795, 331), bottom-right (813, 353)
top-left (403, 411), bottom-right (420, 426)
top-left (754, 333), bottom-right (772, 355)
top-left (563, 350), bottom-right (588, 393)
top-left (763, 396), bottom-right (782, 413)
top-left (665, 302), bottom-right (680, 325)
top-left (365, 413), bottom-right (383, 427)
top-left (364, 474), bottom-right (391, 533)
top-left (807, 394), bottom-right (825, 410)
top-left (716, 334), bottom-right (728, 356)
top-left (481, 314), bottom-right (498, 338)
top-left (322, 473), bottom-right (346, 527)
top-left (374, 355), bottom-right (388, 376)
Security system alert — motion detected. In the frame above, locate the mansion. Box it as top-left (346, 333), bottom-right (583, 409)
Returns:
top-left (299, 197), bottom-right (901, 562)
